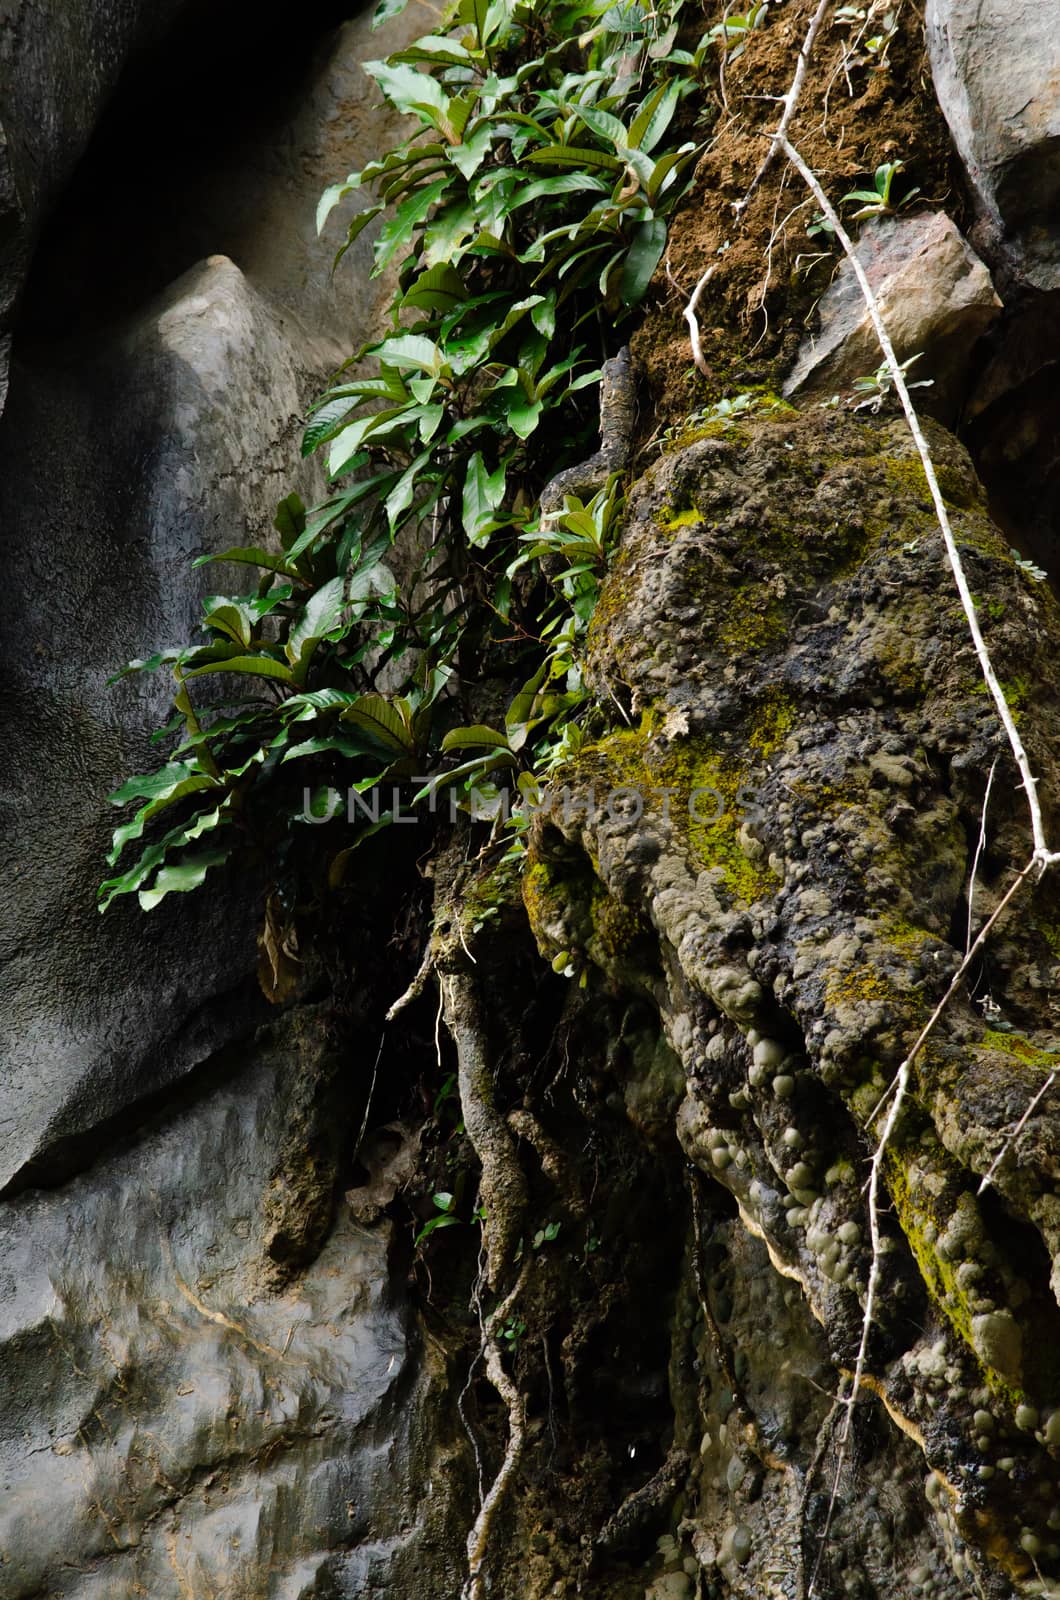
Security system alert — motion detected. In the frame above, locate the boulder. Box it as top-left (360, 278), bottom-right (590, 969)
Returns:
top-left (927, 0), bottom-right (1060, 289)
top-left (783, 210), bottom-right (1001, 417)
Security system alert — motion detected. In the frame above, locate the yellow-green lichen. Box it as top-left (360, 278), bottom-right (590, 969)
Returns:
top-left (981, 1030), bottom-right (1060, 1072)
top-left (717, 583), bottom-right (786, 654)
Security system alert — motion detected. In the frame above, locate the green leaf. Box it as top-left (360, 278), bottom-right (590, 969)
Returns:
top-left (574, 105), bottom-right (630, 150)
top-left (628, 78), bottom-right (680, 153)
top-left (392, 36), bottom-right (476, 67)
top-left (302, 397), bottom-right (357, 457)
top-left (286, 575), bottom-right (347, 676)
top-left (183, 654), bottom-right (295, 685)
top-left (374, 177), bottom-right (452, 273)
top-left (333, 203), bottom-right (385, 269)
top-left (507, 394), bottom-right (543, 439)
top-left (273, 493), bottom-right (306, 549)
top-left (372, 0), bottom-right (413, 28)
top-left (363, 59), bottom-right (448, 119)
top-left (372, 333), bottom-right (448, 376)
top-left (99, 806), bottom-right (230, 911)
top-left (138, 848), bottom-right (231, 911)
top-left (341, 694), bottom-right (417, 754)
top-left (441, 724), bottom-right (513, 753)
top-left (449, 124), bottom-right (492, 180)
top-left (385, 448), bottom-right (435, 535)
top-left (193, 546), bottom-right (300, 580)
top-left (620, 215), bottom-right (667, 306)
top-left (522, 145), bottom-right (623, 172)
top-left (400, 262), bottom-right (467, 313)
top-left (462, 452), bottom-right (508, 546)
top-left (317, 180), bottom-right (357, 234)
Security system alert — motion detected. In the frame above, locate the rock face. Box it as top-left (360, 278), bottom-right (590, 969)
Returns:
top-left (0, 0), bottom-right (190, 408)
top-left (520, 408), bottom-right (1060, 1597)
top-left (927, 0), bottom-right (1060, 288)
top-left (783, 211), bottom-right (1001, 417)
top-left (0, 256), bottom-right (322, 1194)
top-left (0, 2), bottom-right (418, 1193)
top-left (0, 1008), bottom-right (465, 1599)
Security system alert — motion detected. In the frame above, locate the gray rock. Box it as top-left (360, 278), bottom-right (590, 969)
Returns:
top-left (0, 257), bottom-right (325, 1193)
top-left (927, 0), bottom-right (1060, 289)
top-left (0, 1011), bottom-right (462, 1598)
top-left (783, 211), bottom-right (1001, 417)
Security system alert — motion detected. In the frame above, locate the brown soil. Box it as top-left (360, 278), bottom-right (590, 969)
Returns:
top-left (631, 0), bottom-right (962, 444)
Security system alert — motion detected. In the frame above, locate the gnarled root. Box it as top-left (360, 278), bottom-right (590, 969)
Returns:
top-left (440, 969), bottom-right (528, 1290)
top-left (463, 1261), bottom-right (531, 1600)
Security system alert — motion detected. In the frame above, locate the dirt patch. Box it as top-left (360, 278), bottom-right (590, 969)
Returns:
top-left (632, 0), bottom-right (962, 443)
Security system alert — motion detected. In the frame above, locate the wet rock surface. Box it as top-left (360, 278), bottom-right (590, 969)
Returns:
top-left (0, 1009), bottom-right (465, 1599)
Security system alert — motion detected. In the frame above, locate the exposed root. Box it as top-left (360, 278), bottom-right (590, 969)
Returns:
top-left (441, 969), bottom-right (529, 1289)
top-left (683, 264), bottom-right (718, 376)
top-left (463, 1260), bottom-right (532, 1600)
top-left (507, 1107), bottom-right (586, 1218)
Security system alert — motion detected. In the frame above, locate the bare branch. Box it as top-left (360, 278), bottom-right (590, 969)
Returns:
top-left (777, 132), bottom-right (1058, 870)
top-left (734, 0), bottom-right (833, 217)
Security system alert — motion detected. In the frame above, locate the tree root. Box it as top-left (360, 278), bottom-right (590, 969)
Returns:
top-left (463, 1260), bottom-right (531, 1600)
top-left (440, 969), bottom-right (528, 1290)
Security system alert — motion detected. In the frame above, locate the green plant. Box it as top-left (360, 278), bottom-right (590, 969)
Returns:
top-left (704, 3), bottom-right (769, 62)
top-left (842, 158), bottom-right (920, 220)
top-left (850, 352), bottom-right (932, 413)
top-left (101, 0), bottom-right (705, 917)
top-left (1011, 549), bottom-right (1048, 584)
top-left (415, 1190), bottom-right (464, 1245)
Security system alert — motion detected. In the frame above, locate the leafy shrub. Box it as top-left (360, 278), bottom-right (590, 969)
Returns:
top-left (102, 0), bottom-right (712, 914)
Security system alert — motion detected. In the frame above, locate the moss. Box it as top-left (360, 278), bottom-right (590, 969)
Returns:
top-left (748, 687), bottom-right (795, 757)
top-left (717, 583), bottom-right (786, 653)
top-left (972, 675), bottom-right (1030, 714)
top-left (521, 858), bottom-right (575, 959)
top-left (659, 506), bottom-right (705, 532)
top-left (981, 1030), bottom-right (1060, 1072)
top-left (568, 721), bottom-right (779, 905)
top-left (825, 965), bottom-right (898, 1009)
top-left (1033, 914), bottom-right (1060, 961)
top-left (588, 881), bottom-right (652, 967)
top-left (880, 456), bottom-right (980, 512)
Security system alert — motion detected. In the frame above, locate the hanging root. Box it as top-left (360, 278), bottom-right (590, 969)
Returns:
top-left (441, 969), bottom-right (529, 1289)
top-left (463, 1260), bottom-right (532, 1600)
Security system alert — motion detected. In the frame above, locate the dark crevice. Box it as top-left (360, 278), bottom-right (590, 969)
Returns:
top-left (16, 0), bottom-right (362, 347)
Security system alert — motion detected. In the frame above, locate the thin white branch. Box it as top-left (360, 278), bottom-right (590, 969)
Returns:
top-left (978, 1069), bottom-right (1059, 1197)
top-left (683, 264), bottom-right (718, 376)
top-left (966, 756), bottom-right (999, 957)
top-left (777, 133), bottom-right (1058, 871)
top-left (808, 859), bottom-right (1037, 1596)
top-left (734, 0), bottom-right (833, 217)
